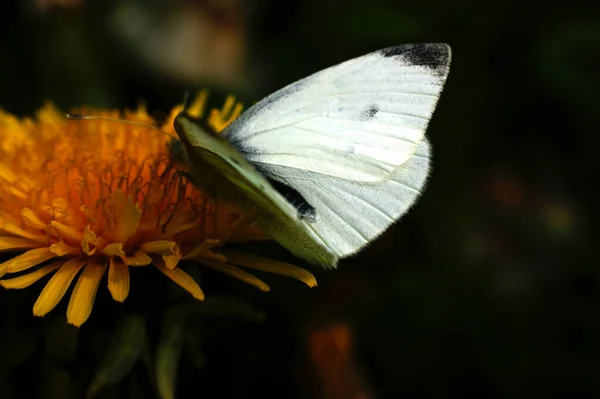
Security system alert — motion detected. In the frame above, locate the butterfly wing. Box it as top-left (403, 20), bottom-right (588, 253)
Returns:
top-left (223, 44), bottom-right (450, 182)
top-left (220, 44), bottom-right (450, 261)
top-left (174, 114), bottom-right (337, 266)
top-left (255, 138), bottom-right (431, 259)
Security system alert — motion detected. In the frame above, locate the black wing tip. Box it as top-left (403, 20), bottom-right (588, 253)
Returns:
top-left (380, 43), bottom-right (451, 77)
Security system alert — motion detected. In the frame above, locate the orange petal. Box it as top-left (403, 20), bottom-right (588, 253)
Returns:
top-left (21, 208), bottom-right (48, 231)
top-left (33, 258), bottom-right (87, 317)
top-left (154, 259), bottom-right (204, 300)
top-left (121, 250), bottom-right (152, 266)
top-left (162, 255), bottom-right (180, 270)
top-left (50, 221), bottom-right (84, 243)
top-left (221, 250), bottom-right (317, 288)
top-left (208, 95), bottom-right (244, 132)
top-left (0, 261), bottom-right (63, 289)
top-left (0, 236), bottom-right (38, 252)
top-left (108, 257), bottom-right (130, 302)
top-left (163, 221), bottom-right (196, 238)
top-left (140, 240), bottom-right (181, 256)
top-left (110, 190), bottom-right (141, 242)
top-left (0, 163), bottom-right (18, 184)
top-left (102, 242), bottom-right (126, 257)
top-left (217, 208), bottom-right (259, 242)
top-left (82, 226), bottom-right (104, 255)
top-left (184, 239), bottom-right (226, 262)
top-left (1, 223), bottom-right (47, 243)
top-left (49, 241), bottom-right (80, 256)
top-left (186, 89), bottom-right (208, 118)
top-left (67, 259), bottom-right (108, 327)
top-left (200, 258), bottom-right (270, 292)
top-left (3, 247), bottom-right (58, 274)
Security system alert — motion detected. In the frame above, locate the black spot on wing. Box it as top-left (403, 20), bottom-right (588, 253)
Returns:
top-left (381, 43), bottom-right (450, 78)
top-left (364, 104), bottom-right (379, 118)
top-left (253, 164), bottom-right (317, 222)
top-left (268, 178), bottom-right (317, 222)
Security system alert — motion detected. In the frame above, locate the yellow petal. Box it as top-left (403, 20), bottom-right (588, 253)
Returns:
top-left (0, 261), bottom-right (63, 289)
top-left (162, 255), bottom-right (180, 270)
top-left (154, 259), bottom-right (204, 300)
top-left (33, 258), bottom-right (87, 317)
top-left (21, 208), bottom-right (48, 231)
top-left (49, 241), bottom-right (80, 256)
top-left (187, 89), bottom-right (208, 118)
top-left (140, 241), bottom-right (181, 256)
top-left (111, 190), bottom-right (141, 242)
top-left (108, 257), bottom-right (130, 302)
top-left (102, 242), bottom-right (125, 257)
top-left (221, 250), bottom-right (317, 288)
top-left (0, 163), bottom-right (17, 183)
top-left (82, 226), bottom-right (104, 255)
top-left (184, 239), bottom-right (226, 261)
top-left (1, 223), bottom-right (47, 243)
top-left (4, 247), bottom-right (58, 274)
top-left (67, 259), bottom-right (108, 327)
top-left (0, 236), bottom-right (38, 252)
top-left (208, 95), bottom-right (244, 132)
top-left (50, 221), bottom-right (84, 242)
top-left (200, 258), bottom-right (270, 292)
top-left (121, 250), bottom-right (152, 266)
top-left (163, 221), bottom-right (196, 238)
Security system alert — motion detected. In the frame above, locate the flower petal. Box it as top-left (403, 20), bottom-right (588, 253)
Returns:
top-left (67, 259), bottom-right (108, 327)
top-left (21, 208), bottom-right (47, 231)
top-left (184, 239), bottom-right (226, 262)
top-left (1, 223), bottom-right (47, 243)
top-left (121, 250), bottom-right (152, 266)
top-left (140, 240), bottom-right (181, 256)
top-left (82, 226), bottom-right (104, 255)
top-left (102, 242), bottom-right (126, 257)
top-left (221, 250), bottom-right (317, 288)
top-left (200, 258), bottom-right (270, 292)
top-left (108, 257), bottom-right (130, 302)
top-left (49, 241), bottom-right (80, 256)
top-left (154, 259), bottom-right (204, 300)
top-left (217, 208), bottom-right (259, 242)
top-left (51, 221), bottom-right (84, 243)
top-left (0, 260), bottom-right (63, 289)
top-left (163, 221), bottom-right (196, 238)
top-left (208, 95), bottom-right (244, 132)
top-left (3, 247), bottom-right (59, 274)
top-left (33, 258), bottom-right (87, 317)
top-left (111, 190), bottom-right (141, 242)
top-left (0, 236), bottom-right (38, 252)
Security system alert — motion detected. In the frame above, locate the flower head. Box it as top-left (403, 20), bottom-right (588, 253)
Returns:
top-left (0, 93), bottom-right (316, 327)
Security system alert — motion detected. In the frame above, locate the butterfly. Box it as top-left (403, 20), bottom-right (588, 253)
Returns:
top-left (173, 43), bottom-right (451, 268)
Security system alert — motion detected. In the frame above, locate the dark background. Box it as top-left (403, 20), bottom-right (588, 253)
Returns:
top-left (1, 0), bottom-right (599, 398)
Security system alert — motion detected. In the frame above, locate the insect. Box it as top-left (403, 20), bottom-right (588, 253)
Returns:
top-left (173, 43), bottom-right (452, 268)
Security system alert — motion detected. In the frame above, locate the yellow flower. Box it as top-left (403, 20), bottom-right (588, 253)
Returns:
top-left (0, 93), bottom-right (316, 327)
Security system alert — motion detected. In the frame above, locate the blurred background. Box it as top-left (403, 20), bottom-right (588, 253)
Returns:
top-left (1, 0), bottom-right (599, 398)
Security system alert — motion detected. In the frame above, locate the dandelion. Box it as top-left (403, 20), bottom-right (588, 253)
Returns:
top-left (0, 93), bottom-right (316, 327)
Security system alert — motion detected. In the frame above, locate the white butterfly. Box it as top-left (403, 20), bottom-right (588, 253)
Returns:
top-left (174, 43), bottom-right (451, 268)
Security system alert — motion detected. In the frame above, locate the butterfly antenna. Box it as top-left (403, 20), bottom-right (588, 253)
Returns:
top-left (66, 113), bottom-right (177, 139)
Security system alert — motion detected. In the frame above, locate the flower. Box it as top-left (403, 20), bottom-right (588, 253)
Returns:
top-left (0, 92), bottom-right (316, 327)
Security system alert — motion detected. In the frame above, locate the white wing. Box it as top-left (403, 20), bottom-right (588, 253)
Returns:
top-left (256, 138), bottom-right (431, 261)
top-left (222, 44), bottom-right (450, 265)
top-left (223, 44), bottom-right (450, 182)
